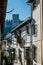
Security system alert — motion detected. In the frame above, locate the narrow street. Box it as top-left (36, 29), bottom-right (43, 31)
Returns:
top-left (0, 0), bottom-right (43, 65)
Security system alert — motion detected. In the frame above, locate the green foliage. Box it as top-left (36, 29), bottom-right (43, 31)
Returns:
top-left (9, 53), bottom-right (12, 60)
top-left (24, 56), bottom-right (30, 60)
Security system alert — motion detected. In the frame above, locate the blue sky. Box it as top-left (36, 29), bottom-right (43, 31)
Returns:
top-left (6, 0), bottom-right (31, 20)
top-left (2, 0), bottom-right (31, 38)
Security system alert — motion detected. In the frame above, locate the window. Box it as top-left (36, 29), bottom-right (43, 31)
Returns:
top-left (34, 24), bottom-right (37, 36)
top-left (26, 26), bottom-right (29, 34)
top-left (33, 25), bottom-right (35, 34)
top-left (31, 24), bottom-right (37, 36)
top-left (25, 48), bottom-right (31, 65)
top-left (26, 48), bottom-right (30, 57)
top-left (33, 45), bottom-right (37, 62)
top-left (24, 47), bottom-right (31, 60)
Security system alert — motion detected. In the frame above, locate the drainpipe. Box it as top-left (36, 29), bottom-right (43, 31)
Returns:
top-left (29, 22), bottom-right (33, 65)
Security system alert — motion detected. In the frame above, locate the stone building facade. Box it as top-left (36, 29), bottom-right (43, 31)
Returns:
top-left (4, 0), bottom-right (43, 65)
top-left (10, 0), bottom-right (41, 65)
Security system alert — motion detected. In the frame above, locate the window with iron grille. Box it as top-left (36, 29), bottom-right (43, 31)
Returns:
top-left (33, 45), bottom-right (37, 62)
top-left (24, 47), bottom-right (31, 65)
top-left (34, 24), bottom-right (37, 37)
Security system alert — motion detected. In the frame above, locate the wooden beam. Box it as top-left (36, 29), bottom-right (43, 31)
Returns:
top-left (40, 0), bottom-right (43, 65)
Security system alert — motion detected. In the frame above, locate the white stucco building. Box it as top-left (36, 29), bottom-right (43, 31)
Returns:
top-left (10, 0), bottom-right (41, 65)
top-left (4, 0), bottom-right (43, 65)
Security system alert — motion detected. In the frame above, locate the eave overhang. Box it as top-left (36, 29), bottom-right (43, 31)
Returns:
top-left (11, 17), bottom-right (31, 33)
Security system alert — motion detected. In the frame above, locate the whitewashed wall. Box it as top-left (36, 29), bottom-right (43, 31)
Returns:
top-left (33, 2), bottom-right (41, 65)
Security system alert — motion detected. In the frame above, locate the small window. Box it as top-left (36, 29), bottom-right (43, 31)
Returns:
top-left (26, 48), bottom-right (30, 57)
top-left (33, 25), bottom-right (35, 34)
top-left (19, 49), bottom-right (23, 64)
top-left (31, 24), bottom-right (37, 36)
top-left (34, 24), bottom-right (37, 37)
top-left (26, 26), bottom-right (29, 34)
top-left (33, 45), bottom-right (37, 62)
top-left (25, 48), bottom-right (31, 65)
top-left (19, 49), bottom-right (22, 57)
top-left (31, 24), bottom-right (35, 35)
